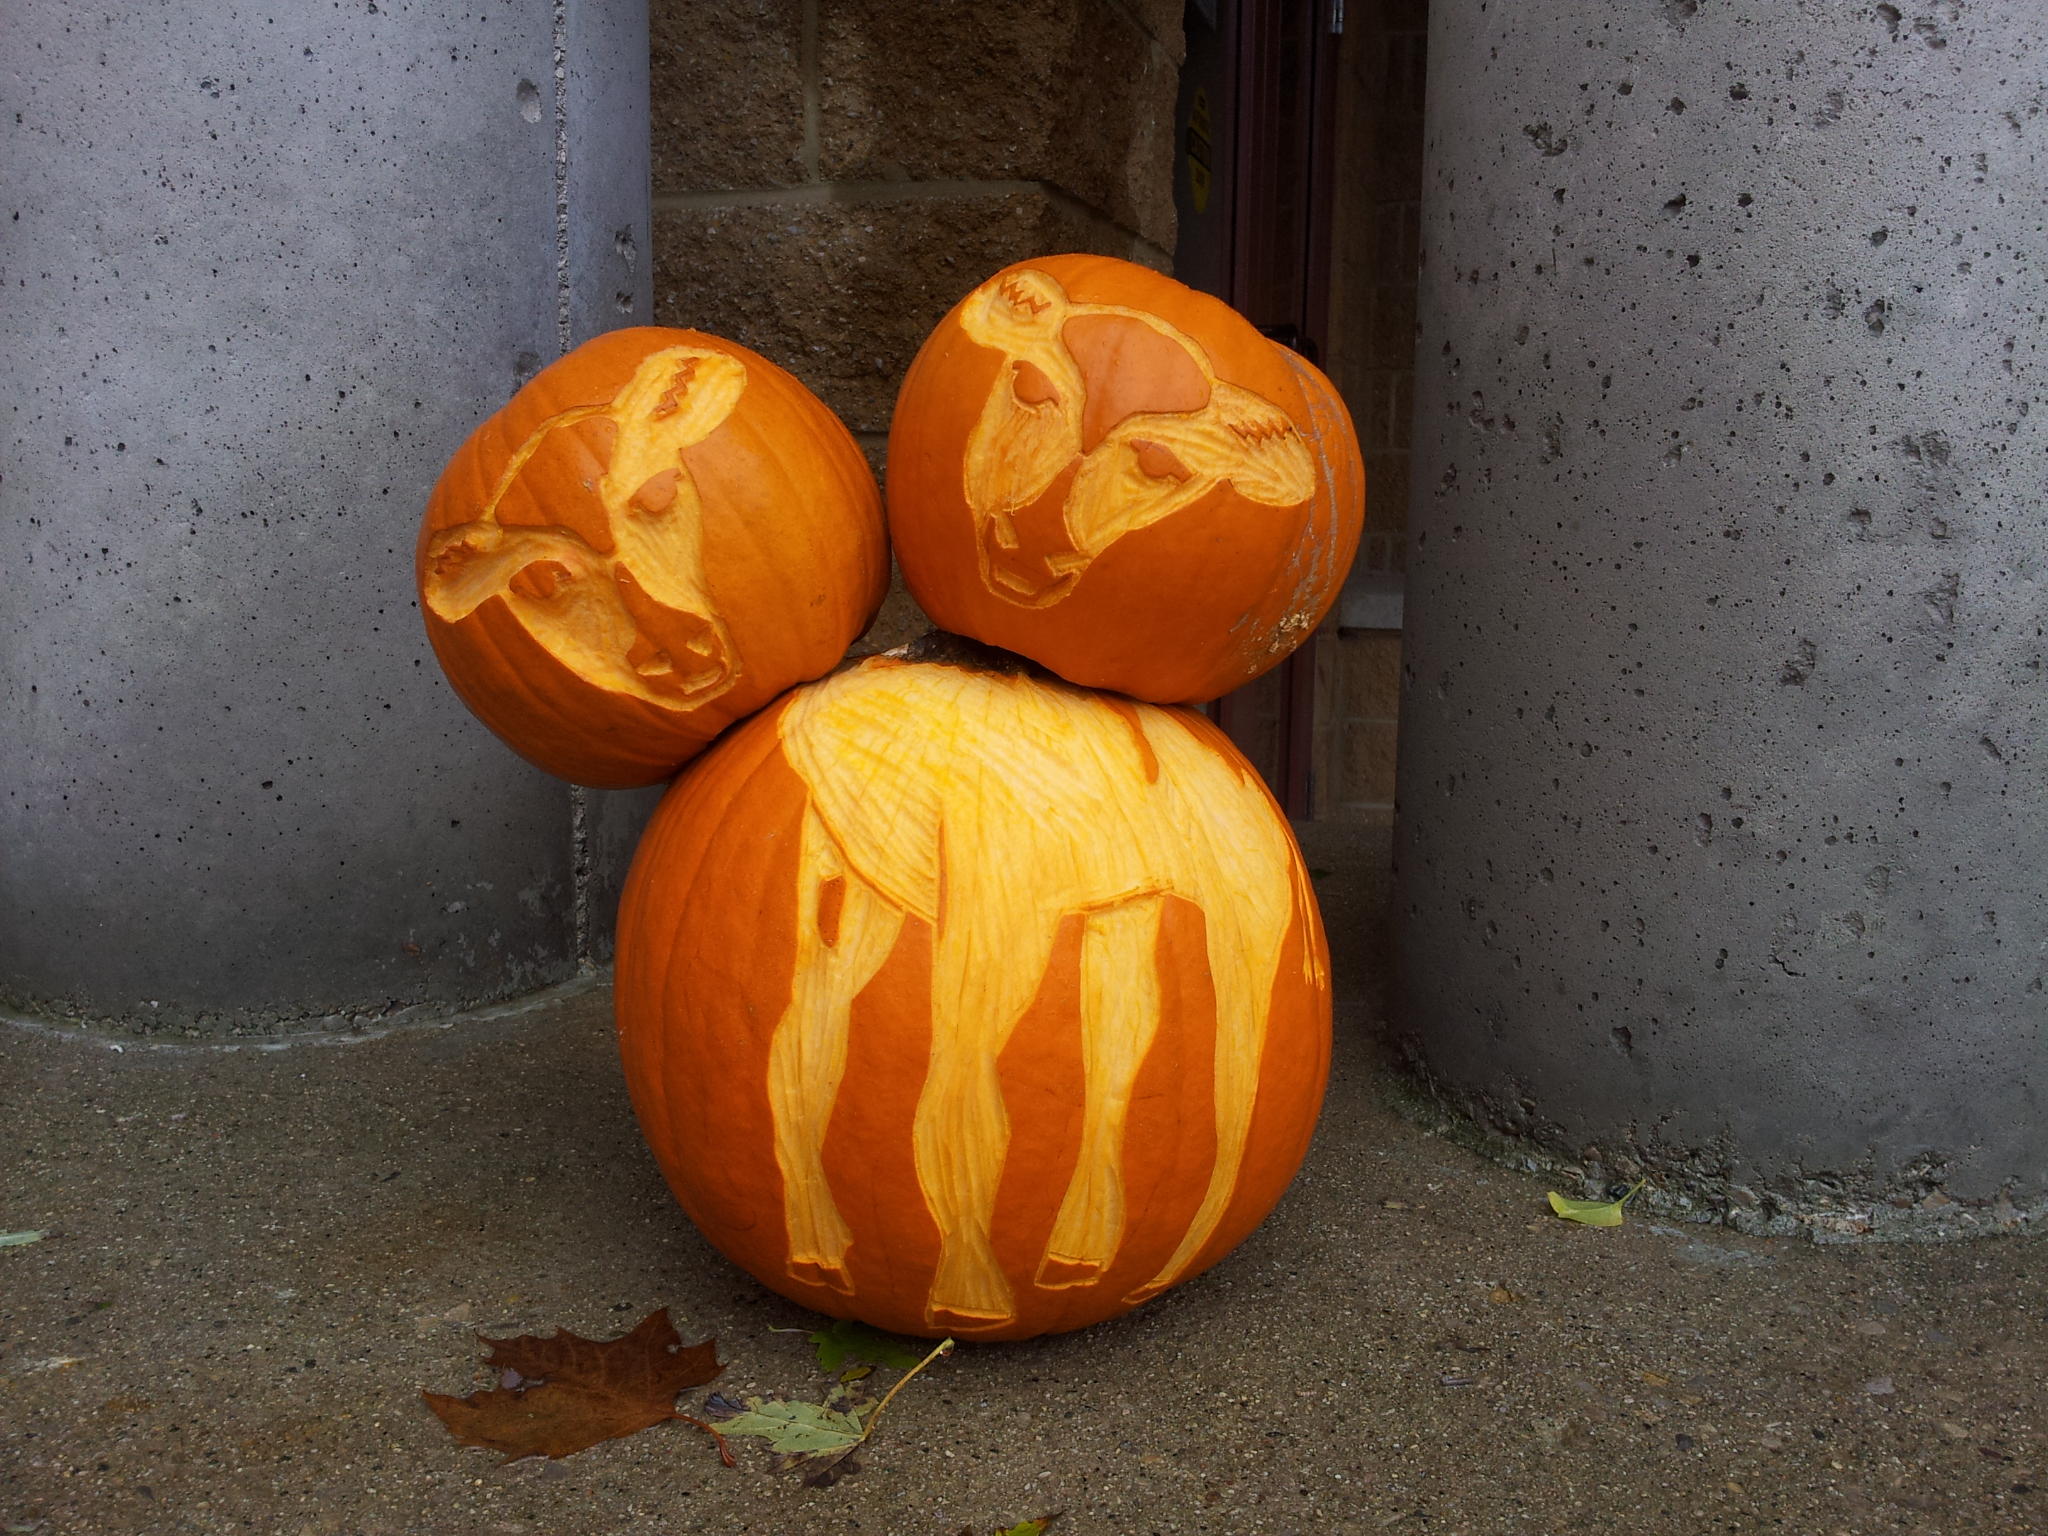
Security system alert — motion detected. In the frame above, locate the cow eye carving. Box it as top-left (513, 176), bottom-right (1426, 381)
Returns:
top-left (1129, 438), bottom-right (1192, 484)
top-left (631, 468), bottom-right (681, 515)
top-left (1010, 359), bottom-right (1061, 409)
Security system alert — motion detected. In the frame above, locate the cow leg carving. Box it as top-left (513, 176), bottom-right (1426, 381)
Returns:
top-left (767, 804), bottom-right (904, 1293)
top-left (915, 899), bottom-right (1059, 1328)
top-left (1126, 888), bottom-right (1292, 1304)
top-left (1038, 895), bottom-right (1165, 1287)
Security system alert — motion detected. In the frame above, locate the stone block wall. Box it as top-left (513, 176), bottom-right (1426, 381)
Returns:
top-left (648, 0), bottom-right (1185, 653)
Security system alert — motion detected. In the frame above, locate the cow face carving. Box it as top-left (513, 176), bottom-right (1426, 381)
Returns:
top-left (955, 268), bottom-right (1316, 608)
top-left (421, 345), bottom-right (748, 708)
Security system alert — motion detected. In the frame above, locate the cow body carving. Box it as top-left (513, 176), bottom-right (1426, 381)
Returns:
top-left (764, 663), bottom-right (1324, 1329)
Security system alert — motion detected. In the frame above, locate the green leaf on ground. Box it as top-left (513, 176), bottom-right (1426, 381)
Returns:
top-left (808, 1318), bottom-right (927, 1373)
top-left (709, 1396), bottom-right (869, 1455)
top-left (0, 1231), bottom-right (46, 1248)
top-left (1547, 1178), bottom-right (1647, 1227)
top-left (996, 1517), bottom-right (1064, 1536)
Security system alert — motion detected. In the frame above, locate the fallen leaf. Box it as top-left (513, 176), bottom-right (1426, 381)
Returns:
top-left (706, 1395), bottom-right (869, 1456)
top-left (1640, 1370), bottom-right (1672, 1387)
top-left (808, 1318), bottom-right (927, 1373)
top-left (0, 1231), bottom-right (46, 1248)
top-left (1547, 1178), bottom-right (1647, 1227)
top-left (995, 1518), bottom-right (1064, 1536)
top-left (720, 1335), bottom-right (954, 1483)
top-left (422, 1308), bottom-right (724, 1463)
top-left (1489, 1285), bottom-right (1524, 1305)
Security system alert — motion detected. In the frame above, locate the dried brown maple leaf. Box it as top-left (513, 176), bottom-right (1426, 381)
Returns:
top-left (423, 1307), bottom-right (727, 1463)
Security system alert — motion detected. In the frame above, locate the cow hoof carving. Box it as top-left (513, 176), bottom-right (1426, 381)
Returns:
top-left (614, 652), bottom-right (1333, 1342)
top-left (415, 326), bottom-right (887, 787)
top-left (887, 254), bottom-right (1366, 705)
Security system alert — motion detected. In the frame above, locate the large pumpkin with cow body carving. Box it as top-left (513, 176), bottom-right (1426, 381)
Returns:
top-left (614, 647), bottom-right (1332, 1340)
top-left (885, 255), bottom-right (1364, 704)
top-left (417, 327), bottom-right (887, 787)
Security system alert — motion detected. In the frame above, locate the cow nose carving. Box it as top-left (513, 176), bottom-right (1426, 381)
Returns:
top-left (626, 615), bottom-right (728, 695)
top-left (629, 468), bottom-right (680, 515)
top-left (977, 469), bottom-right (1085, 607)
top-left (614, 565), bottom-right (733, 701)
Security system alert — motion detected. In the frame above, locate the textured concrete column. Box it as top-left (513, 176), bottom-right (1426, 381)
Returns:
top-left (1395, 3), bottom-right (2044, 1233)
top-left (3, 3), bottom-right (650, 1032)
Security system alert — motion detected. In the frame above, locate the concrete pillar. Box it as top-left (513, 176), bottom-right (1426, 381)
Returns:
top-left (1395, 2), bottom-right (2044, 1233)
top-left (3, 4), bottom-right (651, 1032)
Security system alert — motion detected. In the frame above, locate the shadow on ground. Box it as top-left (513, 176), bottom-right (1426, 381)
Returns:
top-left (4, 823), bottom-right (2042, 1534)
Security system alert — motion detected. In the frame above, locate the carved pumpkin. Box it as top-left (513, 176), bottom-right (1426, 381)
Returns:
top-left (615, 649), bottom-right (1332, 1340)
top-left (417, 327), bottom-right (887, 787)
top-left (885, 255), bottom-right (1364, 704)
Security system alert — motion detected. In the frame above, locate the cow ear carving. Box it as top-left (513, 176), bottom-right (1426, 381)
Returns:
top-left (416, 327), bottom-right (887, 787)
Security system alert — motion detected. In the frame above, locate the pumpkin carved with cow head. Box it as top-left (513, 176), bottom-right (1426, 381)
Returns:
top-left (416, 327), bottom-right (888, 787)
top-left (885, 255), bottom-right (1365, 704)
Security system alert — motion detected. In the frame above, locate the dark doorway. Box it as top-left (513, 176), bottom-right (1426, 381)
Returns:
top-left (1173, 0), bottom-right (1341, 817)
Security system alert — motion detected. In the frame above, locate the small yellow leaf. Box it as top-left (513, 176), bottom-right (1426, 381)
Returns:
top-left (1546, 1178), bottom-right (1647, 1227)
top-left (1640, 1370), bottom-right (1671, 1386)
top-left (1489, 1285), bottom-right (1523, 1305)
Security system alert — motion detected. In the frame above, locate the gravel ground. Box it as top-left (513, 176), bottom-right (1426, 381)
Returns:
top-left (4, 822), bottom-right (2043, 1536)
